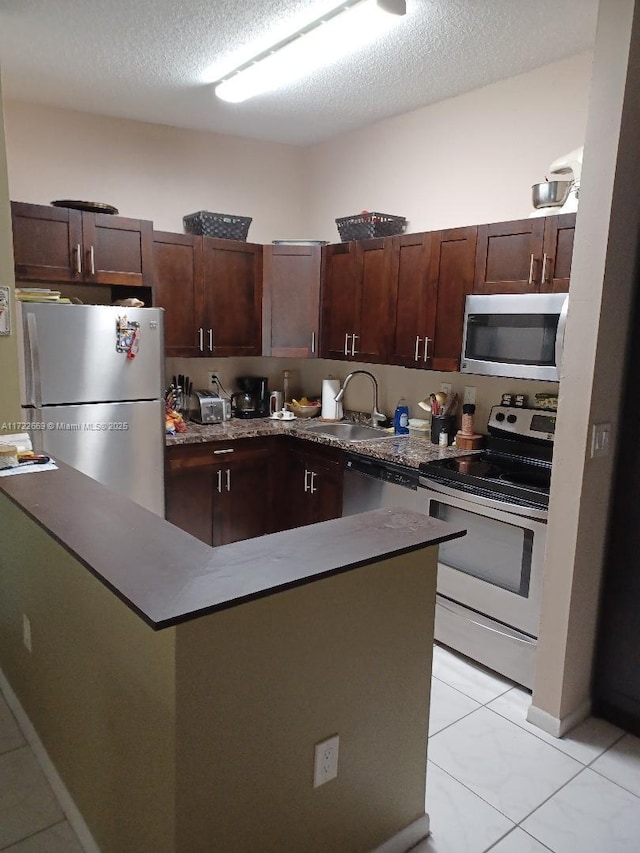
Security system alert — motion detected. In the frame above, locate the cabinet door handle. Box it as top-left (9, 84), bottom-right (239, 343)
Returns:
top-left (528, 253), bottom-right (535, 285)
top-left (198, 328), bottom-right (204, 352)
top-left (414, 336), bottom-right (422, 361)
top-left (351, 334), bottom-right (358, 356)
top-left (226, 469), bottom-right (231, 492)
top-left (208, 328), bottom-right (213, 352)
top-left (89, 245), bottom-right (95, 276)
top-left (423, 337), bottom-right (430, 362)
top-left (310, 471), bottom-right (317, 494)
top-left (344, 333), bottom-right (351, 356)
top-left (541, 253), bottom-right (549, 285)
top-left (311, 331), bottom-right (316, 354)
top-left (75, 244), bottom-right (82, 275)
top-left (304, 469), bottom-right (310, 493)
top-left (216, 470), bottom-right (222, 493)
top-left (213, 448), bottom-right (234, 455)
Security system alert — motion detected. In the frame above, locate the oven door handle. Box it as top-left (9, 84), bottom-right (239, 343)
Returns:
top-left (419, 476), bottom-right (549, 521)
top-left (436, 598), bottom-right (537, 646)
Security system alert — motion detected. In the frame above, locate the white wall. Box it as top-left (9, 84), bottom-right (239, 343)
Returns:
top-left (307, 53), bottom-right (593, 240)
top-left (4, 53), bottom-right (592, 246)
top-left (0, 72), bottom-right (21, 429)
top-left (3, 101), bottom-right (309, 243)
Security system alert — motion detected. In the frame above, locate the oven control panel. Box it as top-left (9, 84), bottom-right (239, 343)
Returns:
top-left (488, 406), bottom-right (556, 442)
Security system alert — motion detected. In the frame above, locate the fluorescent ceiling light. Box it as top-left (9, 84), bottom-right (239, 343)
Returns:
top-left (215, 0), bottom-right (406, 104)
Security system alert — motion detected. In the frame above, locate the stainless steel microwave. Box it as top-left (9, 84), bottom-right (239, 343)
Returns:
top-left (460, 293), bottom-right (568, 381)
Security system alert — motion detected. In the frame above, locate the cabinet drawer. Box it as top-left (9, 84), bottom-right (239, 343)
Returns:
top-left (166, 439), bottom-right (270, 472)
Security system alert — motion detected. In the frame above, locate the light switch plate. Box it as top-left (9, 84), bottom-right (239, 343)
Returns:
top-left (440, 382), bottom-right (452, 397)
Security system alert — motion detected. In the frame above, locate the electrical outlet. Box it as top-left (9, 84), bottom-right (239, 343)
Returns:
top-left (313, 734), bottom-right (339, 788)
top-left (440, 382), bottom-right (452, 397)
top-left (22, 613), bottom-right (32, 653)
top-left (463, 386), bottom-right (476, 405)
top-left (208, 372), bottom-right (219, 391)
top-left (591, 422), bottom-right (611, 458)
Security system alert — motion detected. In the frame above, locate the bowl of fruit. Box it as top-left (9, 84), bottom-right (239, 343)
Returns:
top-left (286, 397), bottom-right (321, 418)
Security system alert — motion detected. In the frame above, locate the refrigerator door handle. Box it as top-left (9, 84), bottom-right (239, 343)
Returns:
top-left (25, 311), bottom-right (43, 408)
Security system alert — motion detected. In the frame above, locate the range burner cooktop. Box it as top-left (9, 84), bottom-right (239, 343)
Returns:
top-left (419, 405), bottom-right (554, 510)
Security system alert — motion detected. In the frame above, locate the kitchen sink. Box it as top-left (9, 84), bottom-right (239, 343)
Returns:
top-left (303, 422), bottom-right (396, 442)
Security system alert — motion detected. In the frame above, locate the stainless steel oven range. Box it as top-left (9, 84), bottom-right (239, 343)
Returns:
top-left (419, 405), bottom-right (556, 689)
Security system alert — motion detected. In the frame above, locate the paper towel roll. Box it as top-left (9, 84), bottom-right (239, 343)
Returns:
top-left (321, 378), bottom-right (343, 421)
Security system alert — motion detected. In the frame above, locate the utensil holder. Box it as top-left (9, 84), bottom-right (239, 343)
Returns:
top-left (431, 415), bottom-right (455, 446)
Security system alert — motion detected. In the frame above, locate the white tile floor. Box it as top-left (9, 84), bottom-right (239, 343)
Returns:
top-left (1, 645), bottom-right (639, 852)
top-left (419, 645), bottom-right (640, 853)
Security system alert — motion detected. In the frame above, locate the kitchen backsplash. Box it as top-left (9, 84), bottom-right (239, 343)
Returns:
top-left (166, 356), bottom-right (559, 433)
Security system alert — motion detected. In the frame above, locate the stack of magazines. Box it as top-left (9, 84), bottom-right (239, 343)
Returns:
top-left (14, 287), bottom-right (70, 303)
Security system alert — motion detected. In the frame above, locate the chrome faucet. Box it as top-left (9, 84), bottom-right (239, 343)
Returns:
top-left (334, 370), bottom-right (386, 427)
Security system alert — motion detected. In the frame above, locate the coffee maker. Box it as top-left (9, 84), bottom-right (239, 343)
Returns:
top-left (231, 376), bottom-right (268, 419)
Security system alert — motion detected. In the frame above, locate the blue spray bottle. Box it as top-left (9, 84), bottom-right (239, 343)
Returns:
top-left (394, 397), bottom-right (409, 435)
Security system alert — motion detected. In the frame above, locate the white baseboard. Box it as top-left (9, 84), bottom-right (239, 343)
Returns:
top-left (0, 667), bottom-right (100, 853)
top-left (370, 814), bottom-right (430, 853)
top-left (527, 699), bottom-right (591, 737)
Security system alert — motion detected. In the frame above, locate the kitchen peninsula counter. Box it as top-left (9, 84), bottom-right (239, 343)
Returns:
top-left (0, 460), bottom-right (463, 629)
top-left (0, 459), bottom-right (463, 852)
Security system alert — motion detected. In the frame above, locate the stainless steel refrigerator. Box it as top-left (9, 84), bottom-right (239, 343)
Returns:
top-left (17, 302), bottom-right (165, 516)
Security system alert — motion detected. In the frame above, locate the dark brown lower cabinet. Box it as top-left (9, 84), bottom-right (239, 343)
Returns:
top-left (165, 439), bottom-right (273, 546)
top-left (282, 440), bottom-right (343, 531)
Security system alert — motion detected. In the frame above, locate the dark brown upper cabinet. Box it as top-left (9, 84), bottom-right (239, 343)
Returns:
top-left (11, 201), bottom-right (153, 288)
top-left (474, 213), bottom-right (576, 294)
top-left (153, 232), bottom-right (263, 357)
top-left (320, 239), bottom-right (391, 363)
top-left (540, 213), bottom-right (576, 292)
top-left (262, 244), bottom-right (321, 358)
top-left (202, 238), bottom-right (263, 357)
top-left (153, 231), bottom-right (204, 358)
top-left (387, 226), bottom-right (477, 372)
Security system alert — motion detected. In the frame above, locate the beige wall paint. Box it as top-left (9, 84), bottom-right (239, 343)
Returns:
top-left (3, 100), bottom-right (309, 242)
top-left (3, 54), bottom-right (592, 246)
top-left (0, 486), bottom-right (437, 851)
top-left (532, 0), bottom-right (640, 723)
top-left (0, 494), bottom-right (177, 853)
top-left (0, 72), bottom-right (21, 430)
top-left (168, 354), bottom-right (557, 434)
top-left (306, 54), bottom-right (592, 241)
top-left (176, 550), bottom-right (435, 852)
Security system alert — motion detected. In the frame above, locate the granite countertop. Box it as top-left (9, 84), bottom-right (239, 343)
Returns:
top-left (0, 460), bottom-right (465, 630)
top-left (167, 417), bottom-right (473, 468)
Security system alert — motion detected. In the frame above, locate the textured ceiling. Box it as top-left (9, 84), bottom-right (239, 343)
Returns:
top-left (0, 0), bottom-right (598, 146)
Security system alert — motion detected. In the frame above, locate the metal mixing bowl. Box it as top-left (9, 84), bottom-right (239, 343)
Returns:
top-left (532, 180), bottom-right (572, 209)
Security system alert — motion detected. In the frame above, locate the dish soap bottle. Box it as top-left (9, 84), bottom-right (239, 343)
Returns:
top-left (394, 397), bottom-right (409, 435)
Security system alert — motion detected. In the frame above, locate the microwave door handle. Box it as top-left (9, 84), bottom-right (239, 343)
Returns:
top-left (555, 296), bottom-right (569, 372)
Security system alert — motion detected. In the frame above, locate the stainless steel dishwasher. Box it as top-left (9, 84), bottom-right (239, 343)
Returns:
top-left (342, 452), bottom-right (424, 516)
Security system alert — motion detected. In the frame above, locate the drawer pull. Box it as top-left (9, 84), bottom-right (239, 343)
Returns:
top-left (213, 448), bottom-right (234, 455)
